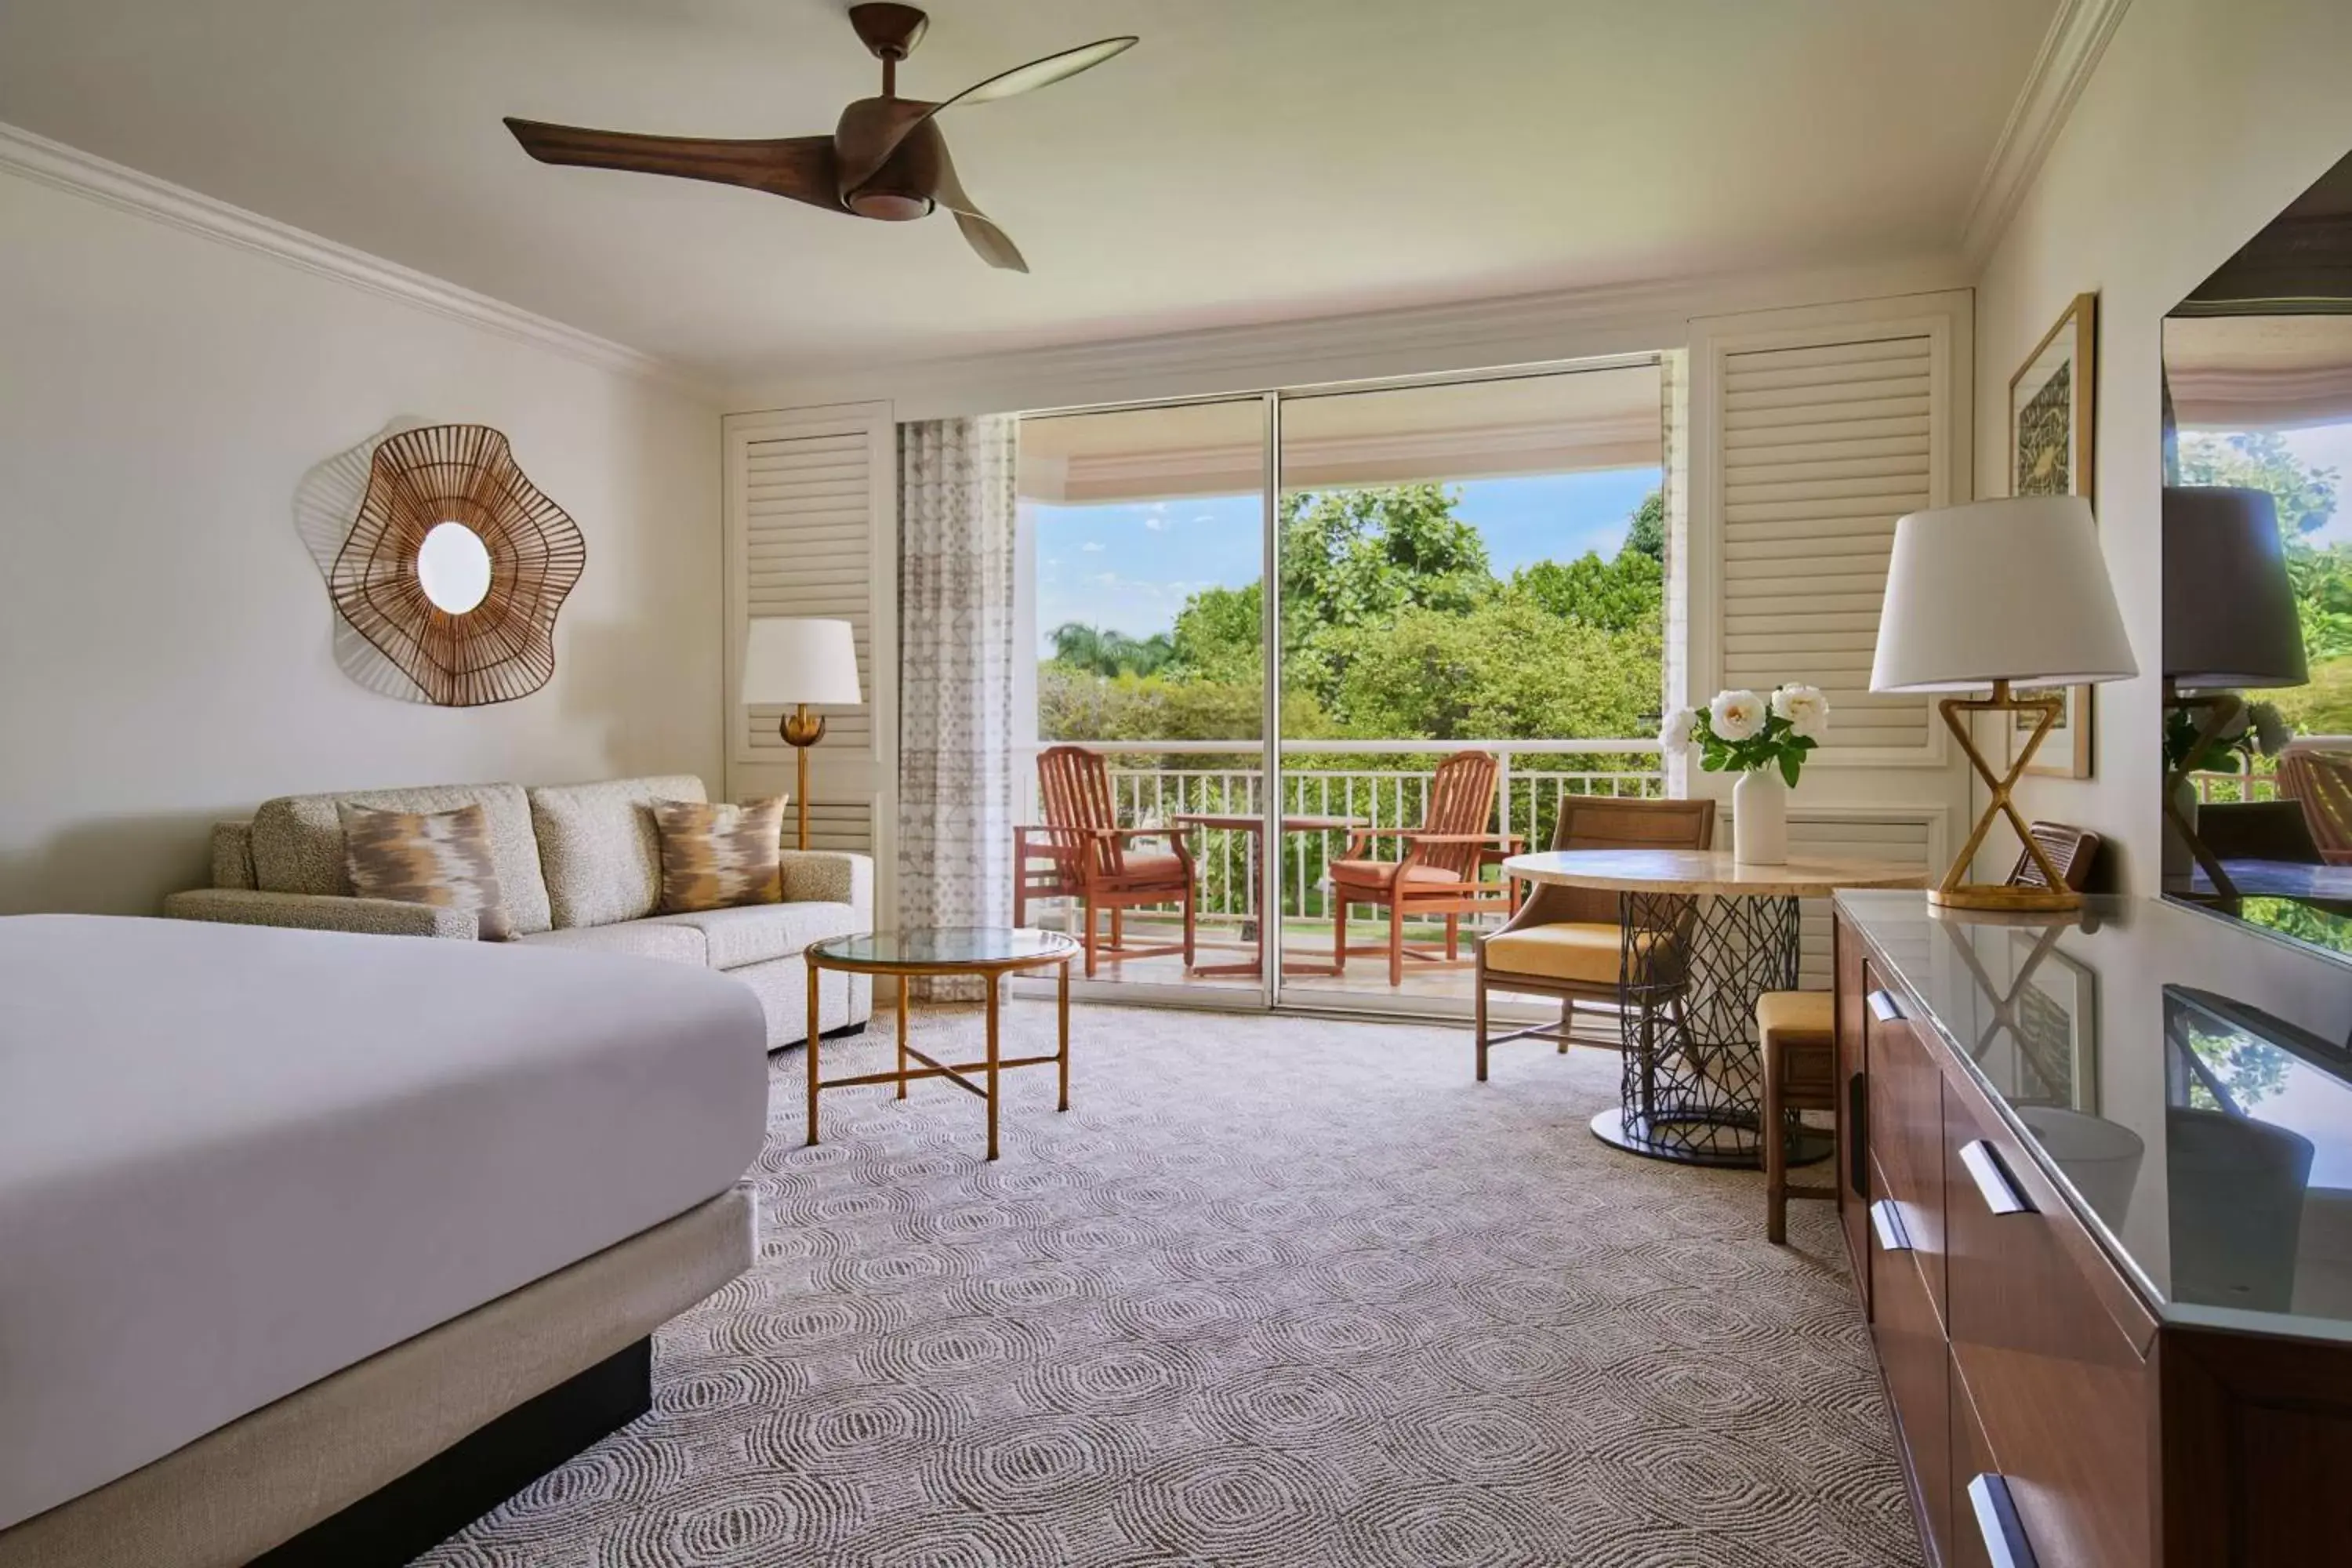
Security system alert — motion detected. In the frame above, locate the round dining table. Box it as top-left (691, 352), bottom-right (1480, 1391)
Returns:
top-left (1502, 848), bottom-right (1925, 1168)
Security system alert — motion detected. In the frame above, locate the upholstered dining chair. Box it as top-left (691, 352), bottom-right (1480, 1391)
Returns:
top-left (1472, 795), bottom-right (1716, 1081)
top-left (1012, 746), bottom-right (1196, 979)
top-left (1330, 750), bottom-right (1523, 989)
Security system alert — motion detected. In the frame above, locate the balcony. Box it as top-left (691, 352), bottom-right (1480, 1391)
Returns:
top-left (1014, 738), bottom-right (1664, 1002)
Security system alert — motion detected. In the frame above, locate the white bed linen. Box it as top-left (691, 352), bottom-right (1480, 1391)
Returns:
top-left (0, 915), bottom-right (768, 1530)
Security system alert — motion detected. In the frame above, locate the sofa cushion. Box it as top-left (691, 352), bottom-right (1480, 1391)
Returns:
top-left (644, 901), bottom-right (862, 971)
top-left (653, 797), bottom-right (787, 913)
top-left (528, 775), bottom-right (707, 930)
top-left (338, 803), bottom-right (516, 942)
top-left (513, 920), bottom-right (708, 967)
top-left (250, 783), bottom-right (553, 935)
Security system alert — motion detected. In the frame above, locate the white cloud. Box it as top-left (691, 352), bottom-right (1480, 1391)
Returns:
top-left (1143, 517), bottom-right (1165, 531)
top-left (1080, 540), bottom-right (1106, 552)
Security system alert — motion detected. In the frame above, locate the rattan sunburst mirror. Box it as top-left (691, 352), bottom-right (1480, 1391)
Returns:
top-left (311, 423), bottom-right (585, 706)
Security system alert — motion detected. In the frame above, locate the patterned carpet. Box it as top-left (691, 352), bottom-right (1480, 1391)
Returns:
top-left (420, 1004), bottom-right (1921, 1568)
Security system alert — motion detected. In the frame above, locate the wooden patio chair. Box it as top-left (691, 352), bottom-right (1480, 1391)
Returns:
top-left (2278, 746), bottom-right (2352, 866)
top-left (1330, 750), bottom-right (1524, 989)
top-left (1012, 745), bottom-right (1196, 979)
top-left (1472, 796), bottom-right (1716, 1081)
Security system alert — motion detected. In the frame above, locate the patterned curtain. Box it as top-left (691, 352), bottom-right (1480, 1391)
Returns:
top-left (898, 416), bottom-right (1018, 1000)
top-left (1658, 349), bottom-right (1692, 800)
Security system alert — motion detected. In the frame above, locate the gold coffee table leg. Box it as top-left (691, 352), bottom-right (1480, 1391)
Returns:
top-left (804, 957), bottom-right (821, 1147)
top-left (1058, 959), bottom-right (1071, 1112)
top-left (895, 979), bottom-right (909, 1101)
top-left (985, 971), bottom-right (1001, 1161)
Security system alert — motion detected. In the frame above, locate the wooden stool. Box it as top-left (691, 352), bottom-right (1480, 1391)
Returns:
top-left (1757, 990), bottom-right (1837, 1243)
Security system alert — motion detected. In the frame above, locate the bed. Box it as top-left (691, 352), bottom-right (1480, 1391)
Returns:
top-left (0, 914), bottom-right (769, 1566)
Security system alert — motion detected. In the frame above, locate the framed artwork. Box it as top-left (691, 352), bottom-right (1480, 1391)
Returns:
top-left (2009, 292), bottom-right (2099, 778)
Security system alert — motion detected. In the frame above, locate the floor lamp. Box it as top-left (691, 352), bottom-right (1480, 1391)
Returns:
top-left (742, 617), bottom-right (864, 851)
top-left (1869, 495), bottom-right (2138, 913)
top-left (2162, 485), bottom-right (2308, 900)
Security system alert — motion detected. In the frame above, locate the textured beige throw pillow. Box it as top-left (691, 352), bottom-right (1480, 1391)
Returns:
top-left (654, 797), bottom-right (787, 913)
top-left (338, 802), bottom-right (516, 941)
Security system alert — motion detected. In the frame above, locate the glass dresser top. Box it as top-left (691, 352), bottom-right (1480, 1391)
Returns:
top-left (1838, 890), bottom-right (2352, 1340)
top-left (808, 927), bottom-right (1079, 970)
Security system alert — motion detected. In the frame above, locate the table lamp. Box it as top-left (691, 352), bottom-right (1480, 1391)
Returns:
top-left (741, 617), bottom-right (863, 851)
top-left (2162, 485), bottom-right (2309, 898)
top-left (1871, 495), bottom-right (2138, 912)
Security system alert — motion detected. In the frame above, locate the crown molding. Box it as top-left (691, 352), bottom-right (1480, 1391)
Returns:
top-left (0, 119), bottom-right (707, 396)
top-left (727, 254), bottom-right (1972, 420)
top-left (1959, 0), bottom-right (2133, 263)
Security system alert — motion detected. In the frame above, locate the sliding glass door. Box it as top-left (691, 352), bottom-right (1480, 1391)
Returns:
top-left (1014, 362), bottom-right (1667, 1014)
top-left (1015, 397), bottom-right (1275, 1002)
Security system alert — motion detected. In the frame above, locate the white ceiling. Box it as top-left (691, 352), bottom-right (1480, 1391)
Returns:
top-left (0, 1), bottom-right (2058, 383)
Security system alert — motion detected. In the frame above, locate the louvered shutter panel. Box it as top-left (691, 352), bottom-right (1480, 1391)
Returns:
top-left (742, 430), bottom-right (877, 759)
top-left (1784, 813), bottom-right (1936, 989)
top-left (804, 799), bottom-right (876, 854)
top-left (1719, 336), bottom-right (1933, 752)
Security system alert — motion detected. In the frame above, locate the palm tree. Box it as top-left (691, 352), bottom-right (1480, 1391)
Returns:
top-left (1049, 622), bottom-right (1174, 677)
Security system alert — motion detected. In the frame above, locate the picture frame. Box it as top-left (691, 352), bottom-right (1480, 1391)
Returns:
top-left (2009, 292), bottom-right (2099, 778)
top-left (2006, 926), bottom-right (2099, 1109)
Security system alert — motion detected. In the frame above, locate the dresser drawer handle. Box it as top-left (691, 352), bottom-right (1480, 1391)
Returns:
top-left (1968, 1473), bottom-right (2039, 1568)
top-left (1866, 989), bottom-right (1905, 1022)
top-left (1960, 1139), bottom-right (2035, 1216)
top-left (1869, 1198), bottom-right (1912, 1253)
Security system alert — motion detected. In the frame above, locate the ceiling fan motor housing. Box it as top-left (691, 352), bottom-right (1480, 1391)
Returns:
top-left (835, 100), bottom-right (942, 220)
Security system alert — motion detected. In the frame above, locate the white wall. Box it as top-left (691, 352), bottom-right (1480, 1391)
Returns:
top-left (0, 163), bottom-right (722, 916)
top-left (1974, 0), bottom-right (2352, 889)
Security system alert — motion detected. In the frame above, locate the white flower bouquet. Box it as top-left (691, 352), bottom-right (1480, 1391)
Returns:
top-left (1661, 685), bottom-right (1831, 786)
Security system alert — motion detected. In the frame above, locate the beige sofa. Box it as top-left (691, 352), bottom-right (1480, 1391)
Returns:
top-left (162, 775), bottom-right (871, 1049)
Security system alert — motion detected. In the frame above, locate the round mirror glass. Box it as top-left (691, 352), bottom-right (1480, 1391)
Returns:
top-left (416, 521), bottom-right (492, 615)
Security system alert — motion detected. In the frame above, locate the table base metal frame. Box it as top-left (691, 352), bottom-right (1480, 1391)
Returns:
top-left (805, 956), bottom-right (1073, 1161)
top-left (1595, 888), bottom-right (1831, 1171)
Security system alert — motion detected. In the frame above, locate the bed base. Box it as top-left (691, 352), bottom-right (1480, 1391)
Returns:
top-left (253, 1338), bottom-right (651, 1567)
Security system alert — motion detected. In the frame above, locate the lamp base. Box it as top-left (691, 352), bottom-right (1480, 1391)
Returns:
top-left (1929, 883), bottom-right (2081, 914)
top-left (779, 704), bottom-right (827, 854)
top-left (1933, 681), bottom-right (2082, 907)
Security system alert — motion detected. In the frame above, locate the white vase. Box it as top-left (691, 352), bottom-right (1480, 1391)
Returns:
top-left (2162, 778), bottom-right (2199, 882)
top-left (1733, 768), bottom-right (1789, 866)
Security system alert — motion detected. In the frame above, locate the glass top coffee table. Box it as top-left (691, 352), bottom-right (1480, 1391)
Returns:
top-left (803, 927), bottom-right (1080, 1160)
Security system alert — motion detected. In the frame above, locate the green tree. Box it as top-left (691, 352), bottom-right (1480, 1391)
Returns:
top-left (2177, 431), bottom-right (2339, 535)
top-left (1624, 489), bottom-right (1666, 561)
top-left (1509, 548), bottom-right (1663, 634)
top-left (1169, 582), bottom-right (1261, 684)
top-left (1039, 480), bottom-right (1670, 746)
top-left (1278, 485), bottom-right (1493, 707)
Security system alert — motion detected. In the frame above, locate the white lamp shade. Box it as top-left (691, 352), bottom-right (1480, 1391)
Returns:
top-left (2162, 485), bottom-right (2309, 688)
top-left (1869, 495), bottom-right (2139, 693)
top-left (741, 617), bottom-right (862, 706)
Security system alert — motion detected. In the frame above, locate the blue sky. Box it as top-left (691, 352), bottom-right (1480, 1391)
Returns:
top-left (1032, 467), bottom-right (1663, 651)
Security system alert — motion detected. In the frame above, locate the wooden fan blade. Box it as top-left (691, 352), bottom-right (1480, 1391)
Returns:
top-left (929, 137), bottom-right (1026, 272)
top-left (945, 36), bottom-right (1138, 108)
top-left (503, 119), bottom-right (840, 211)
top-left (953, 210), bottom-right (1028, 273)
top-left (836, 35), bottom-right (1136, 196)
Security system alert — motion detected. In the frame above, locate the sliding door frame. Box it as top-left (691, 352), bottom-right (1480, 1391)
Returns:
top-left (1014, 355), bottom-right (1666, 1022)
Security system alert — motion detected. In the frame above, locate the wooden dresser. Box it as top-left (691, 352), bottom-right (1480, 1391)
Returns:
top-left (1832, 891), bottom-right (2352, 1567)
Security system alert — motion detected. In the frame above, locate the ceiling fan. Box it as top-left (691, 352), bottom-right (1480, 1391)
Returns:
top-left (503, 4), bottom-right (1136, 274)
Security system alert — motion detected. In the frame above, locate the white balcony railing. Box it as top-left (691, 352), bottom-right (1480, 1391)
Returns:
top-left (1018, 738), bottom-right (1664, 925)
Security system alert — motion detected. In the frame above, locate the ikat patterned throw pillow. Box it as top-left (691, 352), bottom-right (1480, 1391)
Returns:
top-left (338, 802), bottom-right (516, 942)
top-left (653, 797), bottom-right (787, 913)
